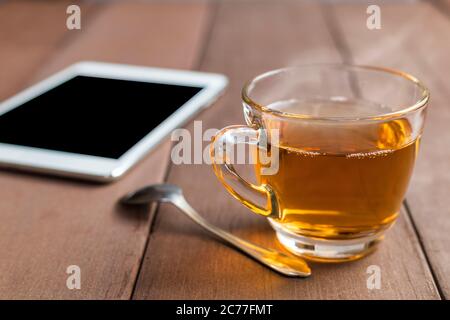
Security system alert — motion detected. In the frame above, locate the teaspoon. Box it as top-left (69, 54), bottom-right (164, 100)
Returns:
top-left (120, 183), bottom-right (311, 277)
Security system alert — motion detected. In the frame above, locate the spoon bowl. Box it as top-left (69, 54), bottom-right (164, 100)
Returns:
top-left (121, 184), bottom-right (182, 204)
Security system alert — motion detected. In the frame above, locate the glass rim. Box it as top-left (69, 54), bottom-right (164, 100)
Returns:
top-left (242, 64), bottom-right (430, 122)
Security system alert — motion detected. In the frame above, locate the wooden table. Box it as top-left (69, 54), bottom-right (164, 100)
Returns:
top-left (0, 0), bottom-right (448, 300)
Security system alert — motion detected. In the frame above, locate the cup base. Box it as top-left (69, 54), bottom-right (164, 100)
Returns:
top-left (269, 220), bottom-right (385, 262)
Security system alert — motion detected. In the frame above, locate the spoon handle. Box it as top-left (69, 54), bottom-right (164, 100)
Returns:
top-left (171, 196), bottom-right (311, 277)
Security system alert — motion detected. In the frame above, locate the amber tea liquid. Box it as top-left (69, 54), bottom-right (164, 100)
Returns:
top-left (255, 99), bottom-right (418, 239)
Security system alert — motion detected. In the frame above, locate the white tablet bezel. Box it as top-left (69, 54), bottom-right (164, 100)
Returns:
top-left (0, 61), bottom-right (228, 182)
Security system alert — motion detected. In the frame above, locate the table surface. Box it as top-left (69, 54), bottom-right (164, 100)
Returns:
top-left (0, 0), bottom-right (449, 300)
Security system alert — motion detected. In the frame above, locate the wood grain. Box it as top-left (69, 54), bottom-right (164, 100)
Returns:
top-left (132, 1), bottom-right (439, 300)
top-left (329, 0), bottom-right (450, 298)
top-left (0, 1), bottom-right (210, 299)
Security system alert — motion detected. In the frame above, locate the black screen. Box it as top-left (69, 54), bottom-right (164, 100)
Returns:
top-left (0, 76), bottom-right (203, 159)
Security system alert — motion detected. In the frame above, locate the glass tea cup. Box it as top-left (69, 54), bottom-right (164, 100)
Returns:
top-left (210, 64), bottom-right (429, 262)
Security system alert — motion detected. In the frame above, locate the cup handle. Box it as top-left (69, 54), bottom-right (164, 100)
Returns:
top-left (210, 125), bottom-right (280, 219)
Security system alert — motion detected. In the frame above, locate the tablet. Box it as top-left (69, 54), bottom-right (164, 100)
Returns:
top-left (0, 62), bottom-right (228, 182)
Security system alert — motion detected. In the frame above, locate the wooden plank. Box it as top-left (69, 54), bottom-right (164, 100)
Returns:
top-left (33, 1), bottom-right (209, 79)
top-left (0, 1), bottom-right (210, 299)
top-left (0, 0), bottom-right (97, 100)
top-left (330, 0), bottom-right (450, 299)
top-left (132, 1), bottom-right (439, 300)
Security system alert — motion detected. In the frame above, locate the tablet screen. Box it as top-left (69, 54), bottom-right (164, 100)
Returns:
top-left (0, 76), bottom-right (203, 159)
